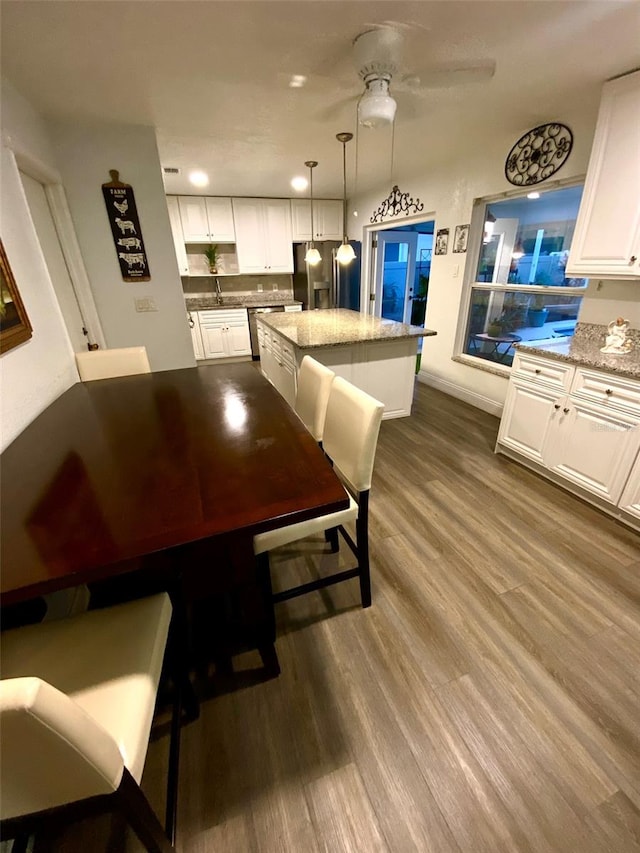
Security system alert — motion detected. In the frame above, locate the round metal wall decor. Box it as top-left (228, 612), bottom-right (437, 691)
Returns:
top-left (504, 123), bottom-right (573, 186)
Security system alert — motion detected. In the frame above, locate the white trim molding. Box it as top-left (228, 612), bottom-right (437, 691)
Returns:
top-left (416, 369), bottom-right (504, 418)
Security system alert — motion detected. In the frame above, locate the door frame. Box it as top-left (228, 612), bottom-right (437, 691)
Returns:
top-left (8, 142), bottom-right (106, 350)
top-left (360, 209), bottom-right (437, 316)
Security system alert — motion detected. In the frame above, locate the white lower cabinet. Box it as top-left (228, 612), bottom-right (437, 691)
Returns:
top-left (190, 309), bottom-right (251, 360)
top-left (497, 352), bottom-right (640, 525)
top-left (619, 453), bottom-right (640, 519)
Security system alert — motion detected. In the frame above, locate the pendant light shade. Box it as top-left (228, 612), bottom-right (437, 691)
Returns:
top-left (304, 160), bottom-right (322, 265)
top-left (336, 242), bottom-right (356, 263)
top-left (336, 131), bottom-right (355, 265)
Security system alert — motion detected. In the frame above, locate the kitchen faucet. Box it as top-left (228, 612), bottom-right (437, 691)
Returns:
top-left (215, 277), bottom-right (223, 305)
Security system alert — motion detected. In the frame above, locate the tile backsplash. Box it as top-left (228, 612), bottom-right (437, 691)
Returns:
top-left (182, 273), bottom-right (293, 297)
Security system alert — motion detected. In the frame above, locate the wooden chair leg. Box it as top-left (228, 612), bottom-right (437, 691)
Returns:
top-left (115, 769), bottom-right (174, 853)
top-left (324, 527), bottom-right (340, 553)
top-left (356, 493), bottom-right (372, 608)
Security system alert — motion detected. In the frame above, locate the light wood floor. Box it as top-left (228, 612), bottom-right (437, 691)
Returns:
top-left (68, 382), bottom-right (640, 852)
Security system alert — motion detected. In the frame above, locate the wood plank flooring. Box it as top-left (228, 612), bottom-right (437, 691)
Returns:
top-left (60, 382), bottom-right (640, 852)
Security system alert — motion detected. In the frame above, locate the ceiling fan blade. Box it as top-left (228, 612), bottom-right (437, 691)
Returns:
top-left (398, 60), bottom-right (496, 91)
top-left (316, 94), bottom-right (359, 123)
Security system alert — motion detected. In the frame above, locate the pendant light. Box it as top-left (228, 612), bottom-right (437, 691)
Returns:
top-left (336, 132), bottom-right (356, 264)
top-left (304, 160), bottom-right (321, 265)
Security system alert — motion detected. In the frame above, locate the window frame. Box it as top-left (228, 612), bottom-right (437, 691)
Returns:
top-left (454, 176), bottom-right (587, 373)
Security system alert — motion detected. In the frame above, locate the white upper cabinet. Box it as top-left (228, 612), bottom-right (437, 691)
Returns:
top-left (233, 198), bottom-right (293, 273)
top-left (167, 196), bottom-right (189, 275)
top-left (204, 198), bottom-right (236, 242)
top-left (291, 199), bottom-right (343, 241)
top-left (178, 196), bottom-right (236, 243)
top-left (566, 69), bottom-right (640, 279)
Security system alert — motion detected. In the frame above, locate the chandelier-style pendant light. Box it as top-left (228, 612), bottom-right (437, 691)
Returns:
top-left (304, 160), bottom-right (321, 266)
top-left (336, 132), bottom-right (356, 264)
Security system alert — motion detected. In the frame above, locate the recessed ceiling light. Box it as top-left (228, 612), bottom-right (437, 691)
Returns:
top-left (189, 170), bottom-right (209, 187)
top-left (527, 191), bottom-right (540, 199)
top-left (289, 75), bottom-right (307, 89)
top-left (291, 176), bottom-right (308, 192)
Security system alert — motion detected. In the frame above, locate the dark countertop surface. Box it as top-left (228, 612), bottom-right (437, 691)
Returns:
top-left (516, 323), bottom-right (640, 380)
top-left (257, 308), bottom-right (437, 349)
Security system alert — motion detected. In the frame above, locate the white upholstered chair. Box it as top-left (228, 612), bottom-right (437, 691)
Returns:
top-left (254, 377), bottom-right (384, 607)
top-left (75, 346), bottom-right (151, 381)
top-left (294, 356), bottom-right (335, 443)
top-left (0, 593), bottom-right (180, 853)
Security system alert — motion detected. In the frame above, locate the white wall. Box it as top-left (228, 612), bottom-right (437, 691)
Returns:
top-left (351, 102), bottom-right (639, 413)
top-left (0, 80), bottom-right (77, 450)
top-left (49, 120), bottom-right (195, 372)
top-left (578, 279), bottom-right (640, 327)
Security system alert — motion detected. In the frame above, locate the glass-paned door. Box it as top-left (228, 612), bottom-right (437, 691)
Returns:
top-left (375, 232), bottom-right (418, 324)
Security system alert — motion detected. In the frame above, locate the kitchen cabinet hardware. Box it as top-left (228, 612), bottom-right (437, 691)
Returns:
top-left (563, 407), bottom-right (570, 414)
top-left (554, 404), bottom-right (561, 410)
top-left (606, 388), bottom-right (614, 395)
top-left (631, 256), bottom-right (637, 264)
top-left (535, 368), bottom-right (541, 374)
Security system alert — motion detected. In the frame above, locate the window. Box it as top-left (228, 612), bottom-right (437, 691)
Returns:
top-left (461, 185), bottom-right (587, 368)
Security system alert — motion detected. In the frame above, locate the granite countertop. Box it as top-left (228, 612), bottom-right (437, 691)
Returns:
top-left (185, 293), bottom-right (302, 311)
top-left (516, 322), bottom-right (640, 380)
top-left (257, 308), bottom-right (437, 349)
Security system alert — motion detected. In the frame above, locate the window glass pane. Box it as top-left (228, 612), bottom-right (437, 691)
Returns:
top-left (464, 287), bottom-right (583, 366)
top-left (478, 186), bottom-right (588, 287)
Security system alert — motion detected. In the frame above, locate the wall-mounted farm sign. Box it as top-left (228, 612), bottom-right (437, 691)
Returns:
top-left (101, 170), bottom-right (150, 281)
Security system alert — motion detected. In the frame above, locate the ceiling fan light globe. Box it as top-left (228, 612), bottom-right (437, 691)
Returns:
top-left (305, 247), bottom-right (322, 265)
top-left (358, 92), bottom-right (397, 127)
top-left (337, 242), bottom-right (356, 264)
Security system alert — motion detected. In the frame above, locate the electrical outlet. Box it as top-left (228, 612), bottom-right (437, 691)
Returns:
top-left (257, 282), bottom-right (263, 292)
top-left (134, 297), bottom-right (157, 312)
top-left (453, 264), bottom-right (460, 278)
top-left (272, 283), bottom-right (278, 291)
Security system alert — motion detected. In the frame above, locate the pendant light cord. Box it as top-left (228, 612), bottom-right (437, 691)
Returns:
top-left (342, 139), bottom-right (348, 243)
top-left (304, 160), bottom-right (318, 249)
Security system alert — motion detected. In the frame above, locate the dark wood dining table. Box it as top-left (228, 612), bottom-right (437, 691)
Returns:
top-left (0, 364), bottom-right (349, 673)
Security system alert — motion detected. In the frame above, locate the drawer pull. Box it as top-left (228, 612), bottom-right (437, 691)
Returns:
top-left (563, 407), bottom-right (570, 414)
top-left (535, 368), bottom-right (541, 375)
top-left (605, 389), bottom-right (613, 396)
top-left (554, 404), bottom-right (561, 410)
top-left (631, 256), bottom-right (637, 264)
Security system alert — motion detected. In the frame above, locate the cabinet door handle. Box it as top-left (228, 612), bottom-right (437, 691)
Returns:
top-left (554, 404), bottom-right (561, 410)
top-left (630, 256), bottom-right (637, 264)
top-left (563, 407), bottom-right (570, 414)
top-left (535, 368), bottom-right (541, 374)
top-left (605, 388), bottom-right (613, 395)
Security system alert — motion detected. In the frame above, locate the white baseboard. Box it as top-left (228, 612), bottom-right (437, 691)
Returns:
top-left (416, 371), bottom-right (503, 418)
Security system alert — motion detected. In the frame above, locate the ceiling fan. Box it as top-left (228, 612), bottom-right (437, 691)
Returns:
top-left (320, 23), bottom-right (496, 127)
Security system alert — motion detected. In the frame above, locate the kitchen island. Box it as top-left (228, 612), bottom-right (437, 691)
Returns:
top-left (257, 309), bottom-right (437, 418)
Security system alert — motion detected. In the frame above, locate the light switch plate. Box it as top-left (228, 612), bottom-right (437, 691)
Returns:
top-left (134, 297), bottom-right (157, 312)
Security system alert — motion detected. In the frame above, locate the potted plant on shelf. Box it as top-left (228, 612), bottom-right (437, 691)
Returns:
top-left (528, 294), bottom-right (549, 327)
top-left (487, 316), bottom-right (505, 337)
top-left (203, 244), bottom-right (220, 275)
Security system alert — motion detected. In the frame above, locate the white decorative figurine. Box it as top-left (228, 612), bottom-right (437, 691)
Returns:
top-left (600, 316), bottom-right (633, 354)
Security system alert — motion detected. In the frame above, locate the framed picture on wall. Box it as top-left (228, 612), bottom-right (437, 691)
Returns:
top-left (0, 239), bottom-right (32, 355)
top-left (453, 224), bottom-right (470, 253)
top-left (435, 228), bottom-right (449, 255)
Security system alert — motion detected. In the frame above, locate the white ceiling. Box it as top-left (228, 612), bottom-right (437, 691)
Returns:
top-left (2, 1), bottom-right (639, 198)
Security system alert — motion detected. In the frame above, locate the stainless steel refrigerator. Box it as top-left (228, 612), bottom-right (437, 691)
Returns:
top-left (292, 241), bottom-right (361, 311)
